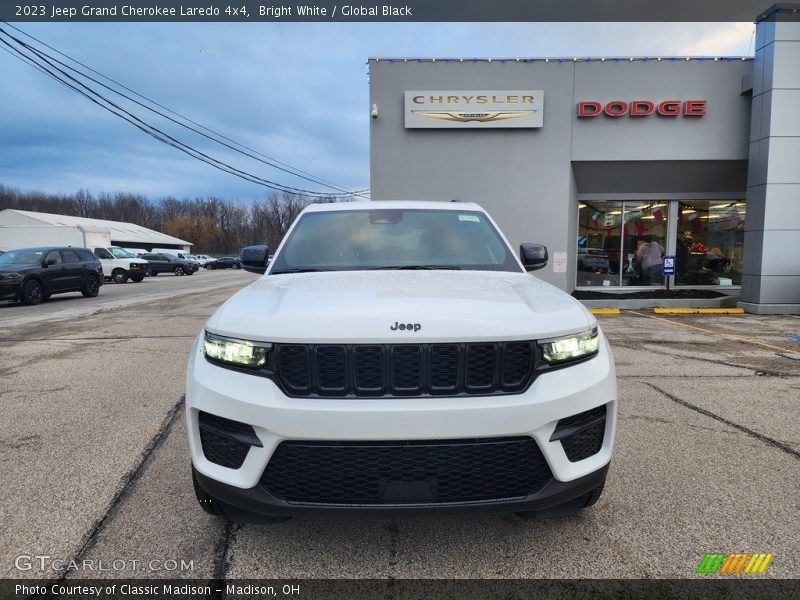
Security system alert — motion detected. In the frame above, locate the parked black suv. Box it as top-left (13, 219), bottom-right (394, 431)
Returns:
top-left (0, 247), bottom-right (103, 305)
top-left (141, 253), bottom-right (198, 276)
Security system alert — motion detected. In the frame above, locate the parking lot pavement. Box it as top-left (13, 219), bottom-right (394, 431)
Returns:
top-left (1, 296), bottom-right (799, 579)
top-left (0, 270), bottom-right (256, 579)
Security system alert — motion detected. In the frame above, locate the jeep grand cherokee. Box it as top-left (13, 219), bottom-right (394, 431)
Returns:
top-left (186, 202), bottom-right (616, 522)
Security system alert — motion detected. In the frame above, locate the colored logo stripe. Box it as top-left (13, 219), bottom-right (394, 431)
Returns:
top-left (697, 553), bottom-right (725, 573)
top-left (745, 553), bottom-right (774, 573)
top-left (697, 552), bottom-right (773, 574)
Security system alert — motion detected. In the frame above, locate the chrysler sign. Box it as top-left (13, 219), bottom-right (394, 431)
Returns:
top-left (405, 91), bottom-right (544, 128)
top-left (577, 99), bottom-right (707, 117)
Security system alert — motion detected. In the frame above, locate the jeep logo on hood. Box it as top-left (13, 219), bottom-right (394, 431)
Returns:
top-left (390, 322), bottom-right (421, 332)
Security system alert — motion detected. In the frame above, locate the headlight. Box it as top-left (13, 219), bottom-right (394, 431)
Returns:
top-left (203, 332), bottom-right (271, 368)
top-left (539, 328), bottom-right (599, 364)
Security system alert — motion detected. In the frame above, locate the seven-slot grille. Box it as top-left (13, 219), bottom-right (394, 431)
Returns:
top-left (275, 342), bottom-right (535, 397)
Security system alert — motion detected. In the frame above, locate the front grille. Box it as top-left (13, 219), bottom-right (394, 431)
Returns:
top-left (275, 342), bottom-right (536, 397)
top-left (552, 405), bottom-right (607, 463)
top-left (198, 411), bottom-right (261, 469)
top-left (261, 437), bottom-right (552, 505)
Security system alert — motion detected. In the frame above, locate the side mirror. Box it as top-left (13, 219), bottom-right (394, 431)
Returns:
top-left (520, 243), bottom-right (548, 271)
top-left (240, 244), bottom-right (270, 274)
top-left (44, 257), bottom-right (58, 267)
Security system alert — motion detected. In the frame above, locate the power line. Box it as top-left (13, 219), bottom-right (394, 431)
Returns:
top-left (2, 21), bottom-right (367, 198)
top-left (0, 24), bottom-right (369, 199)
top-left (0, 31), bottom-right (349, 198)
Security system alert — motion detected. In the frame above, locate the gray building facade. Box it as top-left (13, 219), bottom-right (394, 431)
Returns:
top-left (369, 5), bottom-right (799, 313)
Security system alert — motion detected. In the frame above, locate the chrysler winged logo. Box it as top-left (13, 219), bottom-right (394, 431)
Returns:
top-left (412, 110), bottom-right (536, 123)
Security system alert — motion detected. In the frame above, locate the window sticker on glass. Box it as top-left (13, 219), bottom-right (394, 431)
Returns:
top-left (458, 214), bottom-right (480, 222)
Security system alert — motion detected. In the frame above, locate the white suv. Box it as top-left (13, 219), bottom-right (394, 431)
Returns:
top-left (186, 202), bottom-right (616, 522)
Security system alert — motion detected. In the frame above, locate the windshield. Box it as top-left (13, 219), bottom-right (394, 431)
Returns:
top-left (270, 208), bottom-right (521, 274)
top-left (0, 249), bottom-right (45, 265)
top-left (110, 247), bottom-right (136, 259)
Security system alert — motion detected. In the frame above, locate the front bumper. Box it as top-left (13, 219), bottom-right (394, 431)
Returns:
top-left (194, 462), bottom-right (609, 518)
top-left (0, 281), bottom-right (22, 299)
top-left (186, 333), bottom-right (616, 515)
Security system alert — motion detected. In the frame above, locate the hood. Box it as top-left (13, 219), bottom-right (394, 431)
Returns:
top-left (207, 270), bottom-right (594, 344)
top-left (0, 263), bottom-right (36, 272)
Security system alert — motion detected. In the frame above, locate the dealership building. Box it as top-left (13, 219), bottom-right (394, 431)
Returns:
top-left (369, 5), bottom-right (800, 313)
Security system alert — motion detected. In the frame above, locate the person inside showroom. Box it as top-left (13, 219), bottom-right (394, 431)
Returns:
top-left (636, 238), bottom-right (665, 285)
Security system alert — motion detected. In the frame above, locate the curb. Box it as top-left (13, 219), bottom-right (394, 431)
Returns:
top-left (652, 307), bottom-right (745, 314)
top-left (589, 308), bottom-right (621, 315)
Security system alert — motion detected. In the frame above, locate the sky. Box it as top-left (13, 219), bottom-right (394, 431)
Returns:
top-left (0, 21), bottom-right (755, 203)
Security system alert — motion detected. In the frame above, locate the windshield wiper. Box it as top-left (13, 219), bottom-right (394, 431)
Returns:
top-left (270, 268), bottom-right (334, 275)
top-left (367, 265), bottom-right (462, 270)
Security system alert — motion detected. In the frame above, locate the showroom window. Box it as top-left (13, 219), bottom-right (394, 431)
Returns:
top-left (577, 200), bottom-right (744, 288)
top-left (676, 201), bottom-right (745, 286)
top-left (577, 201), bottom-right (669, 287)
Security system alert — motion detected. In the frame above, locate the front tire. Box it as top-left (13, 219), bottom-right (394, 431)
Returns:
top-left (112, 269), bottom-right (128, 284)
top-left (81, 275), bottom-right (100, 298)
top-left (130, 275), bottom-right (145, 283)
top-left (174, 266), bottom-right (185, 276)
top-left (19, 279), bottom-right (44, 305)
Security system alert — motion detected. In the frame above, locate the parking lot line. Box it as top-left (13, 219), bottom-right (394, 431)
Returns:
top-left (626, 310), bottom-right (796, 354)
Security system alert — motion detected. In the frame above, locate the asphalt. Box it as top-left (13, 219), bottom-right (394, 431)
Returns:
top-left (1, 273), bottom-right (798, 580)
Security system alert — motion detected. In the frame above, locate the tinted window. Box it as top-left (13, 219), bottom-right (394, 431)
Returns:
top-left (61, 250), bottom-right (81, 263)
top-left (77, 249), bottom-right (96, 262)
top-left (94, 248), bottom-right (114, 260)
top-left (45, 250), bottom-right (62, 265)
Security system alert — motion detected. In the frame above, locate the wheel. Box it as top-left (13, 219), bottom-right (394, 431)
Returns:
top-left (81, 275), bottom-right (100, 298)
top-left (174, 266), bottom-right (185, 276)
top-left (112, 269), bottom-right (128, 284)
top-left (516, 479), bottom-right (606, 520)
top-left (19, 279), bottom-right (44, 305)
top-left (187, 271), bottom-right (194, 276)
top-left (130, 275), bottom-right (145, 283)
top-left (192, 466), bottom-right (290, 524)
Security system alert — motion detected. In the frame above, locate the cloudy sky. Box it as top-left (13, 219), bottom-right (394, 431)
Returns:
top-left (0, 21), bottom-right (754, 202)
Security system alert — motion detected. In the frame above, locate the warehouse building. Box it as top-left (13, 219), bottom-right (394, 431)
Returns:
top-left (0, 209), bottom-right (192, 252)
top-left (369, 4), bottom-right (799, 313)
